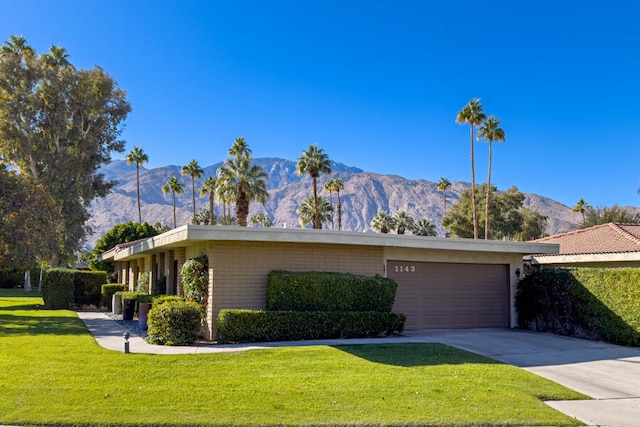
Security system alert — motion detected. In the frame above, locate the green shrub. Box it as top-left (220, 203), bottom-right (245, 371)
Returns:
top-left (42, 269), bottom-right (75, 309)
top-left (267, 270), bottom-right (398, 312)
top-left (147, 301), bottom-right (202, 345)
top-left (101, 284), bottom-right (127, 310)
top-left (216, 309), bottom-right (406, 344)
top-left (73, 270), bottom-right (108, 307)
top-left (181, 255), bottom-right (208, 305)
top-left (152, 295), bottom-right (184, 306)
top-left (136, 272), bottom-right (150, 293)
top-left (516, 268), bottom-right (640, 346)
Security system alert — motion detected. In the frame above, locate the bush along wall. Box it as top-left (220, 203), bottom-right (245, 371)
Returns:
top-left (217, 270), bottom-right (405, 344)
top-left (147, 301), bottom-right (202, 345)
top-left (101, 284), bottom-right (127, 310)
top-left (516, 268), bottom-right (640, 346)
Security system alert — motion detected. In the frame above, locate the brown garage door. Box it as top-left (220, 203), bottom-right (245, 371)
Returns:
top-left (388, 261), bottom-right (509, 329)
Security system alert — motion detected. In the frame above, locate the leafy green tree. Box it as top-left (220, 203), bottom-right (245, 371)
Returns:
top-left (199, 176), bottom-right (217, 225)
top-left (125, 146), bottom-right (149, 223)
top-left (89, 221), bottom-right (161, 274)
top-left (297, 195), bottom-right (333, 228)
top-left (0, 36), bottom-right (131, 266)
top-left (0, 166), bottom-right (57, 269)
top-left (249, 212), bottom-right (273, 227)
top-left (370, 211), bottom-right (396, 234)
top-left (217, 139), bottom-right (269, 227)
top-left (442, 184), bottom-right (547, 241)
top-left (436, 177), bottom-right (452, 216)
top-left (412, 218), bottom-right (437, 237)
top-left (579, 205), bottom-right (640, 229)
top-left (393, 211), bottom-right (415, 235)
top-left (456, 99), bottom-right (486, 239)
top-left (572, 199), bottom-right (591, 225)
top-left (181, 159), bottom-right (204, 219)
top-left (296, 144), bottom-right (332, 229)
top-left (517, 209), bottom-right (548, 240)
top-left (478, 116), bottom-right (506, 239)
top-left (162, 176), bottom-right (185, 228)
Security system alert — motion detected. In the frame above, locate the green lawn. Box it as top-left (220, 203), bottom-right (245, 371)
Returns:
top-left (0, 289), bottom-right (587, 426)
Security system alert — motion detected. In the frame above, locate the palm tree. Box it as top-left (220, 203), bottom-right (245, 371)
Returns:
top-left (370, 212), bottom-right (396, 234)
top-left (412, 218), bottom-right (437, 237)
top-left (0, 35), bottom-right (35, 59)
top-left (199, 176), bottom-right (217, 226)
top-left (297, 195), bottom-right (333, 228)
top-left (436, 177), bottom-right (452, 216)
top-left (478, 116), bottom-right (506, 240)
top-left (161, 176), bottom-right (184, 228)
top-left (333, 178), bottom-right (345, 231)
top-left (323, 178), bottom-right (336, 229)
top-left (125, 146), bottom-right (149, 223)
top-left (181, 159), bottom-right (204, 219)
top-left (217, 153), bottom-right (269, 227)
top-left (42, 45), bottom-right (70, 69)
top-left (228, 137), bottom-right (251, 158)
top-left (572, 199), bottom-right (591, 224)
top-left (296, 144), bottom-right (332, 229)
top-left (393, 211), bottom-right (415, 235)
top-left (456, 99), bottom-right (486, 239)
top-left (249, 212), bottom-right (273, 227)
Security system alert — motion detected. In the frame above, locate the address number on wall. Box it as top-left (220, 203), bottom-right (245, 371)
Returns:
top-left (393, 265), bottom-right (416, 273)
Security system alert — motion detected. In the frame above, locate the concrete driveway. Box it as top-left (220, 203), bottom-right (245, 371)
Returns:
top-left (402, 328), bottom-right (640, 427)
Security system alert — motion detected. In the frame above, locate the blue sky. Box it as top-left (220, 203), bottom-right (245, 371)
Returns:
top-left (3, 1), bottom-right (639, 208)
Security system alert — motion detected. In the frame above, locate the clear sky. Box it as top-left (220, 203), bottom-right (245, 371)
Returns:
top-left (3, 1), bottom-right (639, 208)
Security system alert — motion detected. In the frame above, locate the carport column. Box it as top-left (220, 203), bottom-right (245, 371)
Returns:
top-left (149, 254), bottom-right (157, 294)
top-left (175, 247), bottom-right (186, 296)
top-left (165, 250), bottom-right (175, 295)
top-left (206, 244), bottom-right (214, 341)
top-left (128, 260), bottom-right (137, 291)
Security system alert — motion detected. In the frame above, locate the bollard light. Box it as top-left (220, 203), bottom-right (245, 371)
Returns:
top-left (123, 331), bottom-right (130, 354)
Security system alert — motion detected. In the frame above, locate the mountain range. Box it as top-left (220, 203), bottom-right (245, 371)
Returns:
top-left (87, 158), bottom-right (581, 248)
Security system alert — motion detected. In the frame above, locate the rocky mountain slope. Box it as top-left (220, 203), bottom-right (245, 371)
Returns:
top-left (86, 158), bottom-right (580, 247)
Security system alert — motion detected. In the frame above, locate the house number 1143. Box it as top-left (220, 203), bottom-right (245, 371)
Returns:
top-left (394, 265), bottom-right (416, 273)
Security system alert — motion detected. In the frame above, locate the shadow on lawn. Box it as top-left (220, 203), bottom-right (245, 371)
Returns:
top-left (0, 313), bottom-right (87, 336)
top-left (334, 343), bottom-right (501, 367)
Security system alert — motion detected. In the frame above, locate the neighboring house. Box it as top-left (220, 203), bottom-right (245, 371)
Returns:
top-left (100, 225), bottom-right (557, 340)
top-left (528, 223), bottom-right (640, 269)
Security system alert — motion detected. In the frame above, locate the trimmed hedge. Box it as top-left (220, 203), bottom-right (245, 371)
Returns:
top-left (516, 268), bottom-right (640, 346)
top-left (101, 284), bottom-right (127, 310)
top-left (42, 269), bottom-right (75, 309)
top-left (147, 301), bottom-right (202, 345)
top-left (42, 269), bottom-right (107, 309)
top-left (116, 291), bottom-right (153, 316)
top-left (216, 309), bottom-right (406, 344)
top-left (267, 270), bottom-right (398, 312)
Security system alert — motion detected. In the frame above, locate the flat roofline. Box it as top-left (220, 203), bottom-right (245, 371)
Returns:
top-left (102, 225), bottom-right (560, 261)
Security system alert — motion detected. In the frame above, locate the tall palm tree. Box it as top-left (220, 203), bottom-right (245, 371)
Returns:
top-left (478, 116), bottom-right (506, 239)
top-left (217, 155), bottom-right (269, 227)
top-left (323, 178), bottom-right (336, 229)
top-left (125, 146), bottom-right (149, 223)
top-left (42, 45), bottom-right (70, 69)
top-left (572, 199), bottom-right (591, 224)
top-left (333, 178), bottom-right (345, 231)
top-left (412, 218), bottom-right (437, 237)
top-left (370, 211), bottom-right (396, 234)
top-left (249, 212), bottom-right (273, 227)
top-left (393, 211), bottom-right (415, 235)
top-left (161, 176), bottom-right (184, 228)
top-left (297, 195), bottom-right (333, 228)
top-left (296, 144), bottom-right (332, 229)
top-left (456, 98), bottom-right (486, 239)
top-left (199, 176), bottom-right (217, 225)
top-left (436, 177), bottom-right (452, 216)
top-left (181, 159), bottom-right (204, 220)
top-left (0, 35), bottom-right (35, 59)
top-left (228, 137), bottom-right (251, 158)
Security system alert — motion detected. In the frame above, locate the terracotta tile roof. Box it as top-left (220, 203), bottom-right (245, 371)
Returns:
top-left (532, 223), bottom-right (640, 255)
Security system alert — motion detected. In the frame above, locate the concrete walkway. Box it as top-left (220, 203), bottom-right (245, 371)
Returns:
top-left (77, 310), bottom-right (640, 426)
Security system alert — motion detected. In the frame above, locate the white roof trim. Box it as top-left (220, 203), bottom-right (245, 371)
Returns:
top-left (529, 251), bottom-right (640, 265)
top-left (104, 225), bottom-right (560, 261)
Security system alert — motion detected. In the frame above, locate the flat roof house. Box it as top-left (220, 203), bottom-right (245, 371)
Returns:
top-left (100, 225), bottom-right (558, 341)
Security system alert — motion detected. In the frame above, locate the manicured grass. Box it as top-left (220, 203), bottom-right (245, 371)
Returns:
top-left (0, 290), bottom-right (587, 426)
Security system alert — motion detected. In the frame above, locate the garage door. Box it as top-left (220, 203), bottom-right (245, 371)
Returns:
top-left (388, 261), bottom-right (509, 329)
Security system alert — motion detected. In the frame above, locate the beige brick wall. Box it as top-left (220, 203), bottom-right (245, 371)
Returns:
top-left (206, 241), bottom-right (384, 340)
